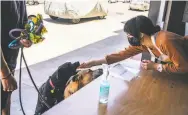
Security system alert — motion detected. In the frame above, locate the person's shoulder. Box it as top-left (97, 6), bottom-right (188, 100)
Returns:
top-left (156, 30), bottom-right (180, 45)
top-left (157, 30), bottom-right (176, 37)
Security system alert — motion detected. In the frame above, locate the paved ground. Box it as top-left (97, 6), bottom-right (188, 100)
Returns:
top-left (11, 2), bottom-right (148, 115)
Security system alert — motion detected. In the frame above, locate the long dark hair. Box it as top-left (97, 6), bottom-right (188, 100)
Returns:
top-left (124, 15), bottom-right (161, 38)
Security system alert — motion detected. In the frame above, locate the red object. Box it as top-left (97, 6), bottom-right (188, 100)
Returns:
top-left (49, 79), bottom-right (55, 89)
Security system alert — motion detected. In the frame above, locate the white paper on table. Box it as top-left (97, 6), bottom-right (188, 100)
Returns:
top-left (120, 58), bottom-right (141, 70)
top-left (109, 63), bottom-right (140, 81)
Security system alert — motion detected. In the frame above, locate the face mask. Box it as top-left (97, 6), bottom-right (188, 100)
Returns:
top-left (127, 36), bottom-right (141, 46)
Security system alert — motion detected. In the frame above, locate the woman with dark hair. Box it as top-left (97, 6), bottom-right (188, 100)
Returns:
top-left (79, 15), bottom-right (188, 74)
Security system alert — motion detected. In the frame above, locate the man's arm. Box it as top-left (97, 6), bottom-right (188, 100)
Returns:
top-left (1, 48), bottom-right (17, 92)
top-left (0, 48), bottom-right (12, 79)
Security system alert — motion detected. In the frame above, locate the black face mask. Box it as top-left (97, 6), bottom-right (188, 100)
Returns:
top-left (127, 36), bottom-right (141, 46)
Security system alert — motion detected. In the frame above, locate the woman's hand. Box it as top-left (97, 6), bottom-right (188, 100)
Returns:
top-left (78, 58), bottom-right (107, 69)
top-left (1, 75), bottom-right (17, 92)
top-left (78, 60), bottom-right (97, 68)
top-left (141, 60), bottom-right (158, 70)
top-left (20, 39), bottom-right (32, 48)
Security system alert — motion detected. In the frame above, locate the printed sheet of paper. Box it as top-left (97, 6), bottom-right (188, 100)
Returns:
top-left (109, 59), bottom-right (141, 81)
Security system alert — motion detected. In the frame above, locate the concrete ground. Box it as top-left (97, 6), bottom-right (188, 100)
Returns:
top-left (11, 2), bottom-right (148, 115)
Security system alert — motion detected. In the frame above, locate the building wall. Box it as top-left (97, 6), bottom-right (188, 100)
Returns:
top-left (149, 1), bottom-right (187, 36)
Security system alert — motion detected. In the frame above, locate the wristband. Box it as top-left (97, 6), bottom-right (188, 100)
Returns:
top-left (157, 64), bottom-right (163, 72)
top-left (1, 72), bottom-right (13, 80)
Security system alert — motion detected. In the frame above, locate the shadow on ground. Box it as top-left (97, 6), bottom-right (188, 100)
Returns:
top-left (128, 9), bottom-right (148, 12)
top-left (44, 17), bottom-right (106, 25)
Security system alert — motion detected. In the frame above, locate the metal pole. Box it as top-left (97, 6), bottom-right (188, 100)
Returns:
top-left (163, 0), bottom-right (172, 30)
top-left (156, 0), bottom-right (166, 28)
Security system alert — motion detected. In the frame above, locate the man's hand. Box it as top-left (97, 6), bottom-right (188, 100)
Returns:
top-left (20, 39), bottom-right (32, 48)
top-left (1, 76), bottom-right (17, 92)
top-left (141, 60), bottom-right (158, 70)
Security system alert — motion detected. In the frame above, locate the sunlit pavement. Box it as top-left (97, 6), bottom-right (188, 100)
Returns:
top-left (11, 2), bottom-right (148, 115)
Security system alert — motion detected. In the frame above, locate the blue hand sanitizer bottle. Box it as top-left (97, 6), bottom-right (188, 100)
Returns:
top-left (99, 64), bottom-right (110, 104)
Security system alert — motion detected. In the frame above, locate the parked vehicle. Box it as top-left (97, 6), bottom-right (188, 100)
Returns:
top-left (44, 0), bottom-right (108, 24)
top-left (108, 0), bottom-right (118, 3)
top-left (129, 0), bottom-right (150, 11)
top-left (108, 0), bottom-right (130, 3)
top-left (120, 0), bottom-right (131, 3)
top-left (26, 0), bottom-right (39, 5)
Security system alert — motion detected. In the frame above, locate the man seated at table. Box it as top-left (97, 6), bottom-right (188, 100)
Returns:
top-left (79, 15), bottom-right (188, 74)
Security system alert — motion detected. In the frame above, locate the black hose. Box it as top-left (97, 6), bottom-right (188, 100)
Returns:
top-left (19, 48), bottom-right (26, 115)
top-left (18, 47), bottom-right (50, 115)
top-left (21, 48), bottom-right (51, 109)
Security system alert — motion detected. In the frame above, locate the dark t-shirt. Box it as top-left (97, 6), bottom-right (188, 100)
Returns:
top-left (1, 1), bottom-right (27, 70)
